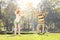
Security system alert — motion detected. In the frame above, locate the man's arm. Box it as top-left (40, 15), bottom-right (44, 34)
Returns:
top-left (43, 9), bottom-right (46, 16)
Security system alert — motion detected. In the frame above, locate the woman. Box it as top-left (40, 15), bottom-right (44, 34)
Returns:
top-left (14, 8), bottom-right (21, 35)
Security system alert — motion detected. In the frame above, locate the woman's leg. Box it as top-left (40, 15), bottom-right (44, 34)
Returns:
top-left (18, 23), bottom-right (21, 35)
top-left (14, 23), bottom-right (17, 35)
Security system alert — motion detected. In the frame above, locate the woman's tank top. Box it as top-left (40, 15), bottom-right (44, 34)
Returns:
top-left (15, 14), bottom-right (21, 22)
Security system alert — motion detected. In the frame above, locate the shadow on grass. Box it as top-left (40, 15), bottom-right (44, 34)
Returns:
top-left (0, 33), bottom-right (49, 37)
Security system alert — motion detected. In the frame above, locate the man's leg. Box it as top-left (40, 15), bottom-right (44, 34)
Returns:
top-left (42, 23), bottom-right (45, 34)
top-left (37, 24), bottom-right (40, 33)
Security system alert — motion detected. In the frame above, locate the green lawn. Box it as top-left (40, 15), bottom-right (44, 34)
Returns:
top-left (0, 33), bottom-right (60, 40)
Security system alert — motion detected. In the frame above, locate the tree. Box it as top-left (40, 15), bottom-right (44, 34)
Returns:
top-left (1, 0), bottom-right (17, 31)
top-left (42, 0), bottom-right (60, 32)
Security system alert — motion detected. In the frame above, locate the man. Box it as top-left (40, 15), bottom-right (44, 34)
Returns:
top-left (36, 9), bottom-right (46, 34)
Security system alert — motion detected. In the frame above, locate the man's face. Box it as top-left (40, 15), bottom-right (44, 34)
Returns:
top-left (39, 11), bottom-right (42, 16)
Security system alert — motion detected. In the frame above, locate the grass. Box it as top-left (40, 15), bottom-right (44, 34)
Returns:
top-left (0, 33), bottom-right (60, 40)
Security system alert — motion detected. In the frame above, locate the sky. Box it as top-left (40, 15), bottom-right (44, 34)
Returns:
top-left (1, 0), bottom-right (42, 9)
top-left (16, 0), bottom-right (42, 10)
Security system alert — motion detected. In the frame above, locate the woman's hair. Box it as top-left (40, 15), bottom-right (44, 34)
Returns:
top-left (15, 8), bottom-right (20, 16)
top-left (16, 10), bottom-right (20, 14)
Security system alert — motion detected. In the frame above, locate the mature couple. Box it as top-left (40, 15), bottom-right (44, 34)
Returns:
top-left (14, 8), bottom-right (46, 35)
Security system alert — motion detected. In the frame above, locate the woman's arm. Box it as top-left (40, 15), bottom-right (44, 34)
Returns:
top-left (15, 10), bottom-right (17, 15)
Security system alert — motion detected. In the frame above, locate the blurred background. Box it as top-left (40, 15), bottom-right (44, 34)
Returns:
top-left (0, 0), bottom-right (60, 33)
